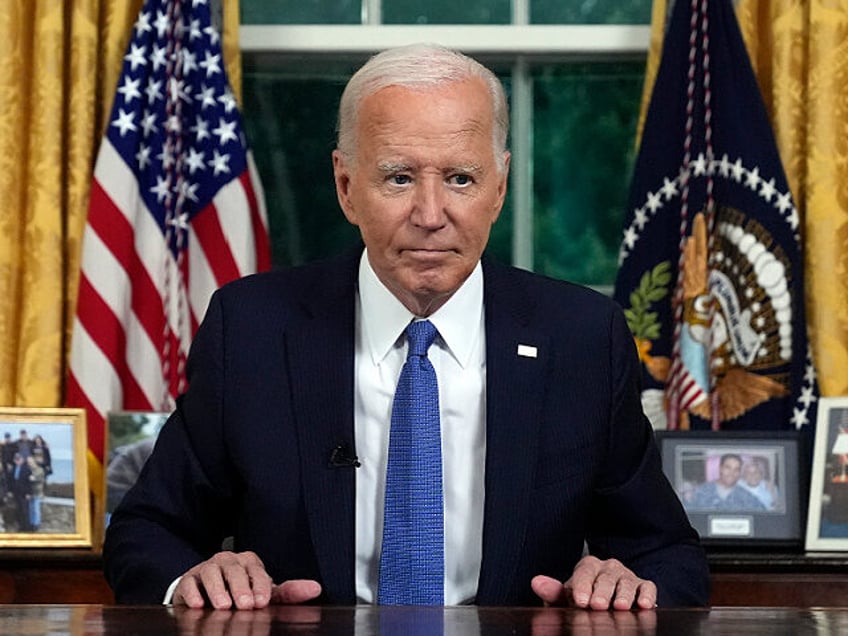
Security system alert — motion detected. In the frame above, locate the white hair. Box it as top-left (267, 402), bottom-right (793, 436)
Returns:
top-left (336, 43), bottom-right (509, 170)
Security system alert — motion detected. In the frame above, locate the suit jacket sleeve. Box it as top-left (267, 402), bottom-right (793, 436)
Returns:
top-left (102, 289), bottom-right (239, 603)
top-left (103, 257), bottom-right (355, 605)
top-left (586, 307), bottom-right (710, 606)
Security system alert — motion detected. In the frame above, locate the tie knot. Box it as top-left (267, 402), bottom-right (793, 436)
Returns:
top-left (406, 320), bottom-right (437, 358)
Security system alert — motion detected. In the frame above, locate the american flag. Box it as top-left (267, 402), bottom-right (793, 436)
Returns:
top-left (67, 0), bottom-right (270, 471)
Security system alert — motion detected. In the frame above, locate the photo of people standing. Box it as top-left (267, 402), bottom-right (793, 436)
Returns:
top-left (0, 424), bottom-right (74, 534)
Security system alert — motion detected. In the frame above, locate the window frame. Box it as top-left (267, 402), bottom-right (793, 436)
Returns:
top-left (239, 25), bottom-right (650, 56)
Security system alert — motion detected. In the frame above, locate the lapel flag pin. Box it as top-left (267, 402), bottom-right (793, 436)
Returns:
top-left (517, 344), bottom-right (537, 358)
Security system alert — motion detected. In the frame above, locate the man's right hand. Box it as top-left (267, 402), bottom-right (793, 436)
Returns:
top-left (172, 551), bottom-right (322, 610)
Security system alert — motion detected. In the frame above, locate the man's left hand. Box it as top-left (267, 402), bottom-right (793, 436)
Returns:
top-left (531, 555), bottom-right (657, 610)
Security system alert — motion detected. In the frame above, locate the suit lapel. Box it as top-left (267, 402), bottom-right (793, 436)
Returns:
top-left (285, 249), bottom-right (360, 602)
top-left (477, 259), bottom-right (549, 603)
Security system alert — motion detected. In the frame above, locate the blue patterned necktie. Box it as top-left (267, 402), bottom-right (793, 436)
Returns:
top-left (378, 319), bottom-right (444, 605)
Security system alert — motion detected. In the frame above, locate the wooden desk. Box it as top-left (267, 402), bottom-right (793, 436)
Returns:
top-left (0, 550), bottom-right (846, 607)
top-left (707, 551), bottom-right (848, 607)
top-left (0, 551), bottom-right (112, 604)
top-left (0, 604), bottom-right (847, 634)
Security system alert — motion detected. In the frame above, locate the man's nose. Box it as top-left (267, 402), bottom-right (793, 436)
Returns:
top-left (410, 179), bottom-right (447, 228)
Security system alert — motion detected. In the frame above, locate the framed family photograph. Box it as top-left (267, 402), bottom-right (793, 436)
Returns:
top-left (656, 430), bottom-right (806, 547)
top-left (0, 407), bottom-right (91, 547)
top-left (104, 411), bottom-right (169, 530)
top-left (805, 397), bottom-right (848, 550)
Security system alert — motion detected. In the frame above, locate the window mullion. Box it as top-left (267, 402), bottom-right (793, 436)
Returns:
top-left (512, 0), bottom-right (529, 25)
top-left (362, 0), bottom-right (381, 25)
top-left (510, 55), bottom-right (533, 271)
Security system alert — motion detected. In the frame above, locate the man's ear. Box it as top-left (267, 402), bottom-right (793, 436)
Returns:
top-left (332, 149), bottom-right (358, 225)
top-left (491, 150), bottom-right (511, 224)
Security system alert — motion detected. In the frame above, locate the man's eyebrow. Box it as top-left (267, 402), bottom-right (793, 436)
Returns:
top-left (377, 162), bottom-right (414, 173)
top-left (447, 163), bottom-right (483, 174)
top-left (375, 162), bottom-right (484, 174)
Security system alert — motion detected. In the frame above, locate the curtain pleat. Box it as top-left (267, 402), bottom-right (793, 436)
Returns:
top-left (738, 0), bottom-right (848, 396)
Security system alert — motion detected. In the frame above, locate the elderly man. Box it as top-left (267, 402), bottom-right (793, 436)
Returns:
top-left (104, 44), bottom-right (709, 611)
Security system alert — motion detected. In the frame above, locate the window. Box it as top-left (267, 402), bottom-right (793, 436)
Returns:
top-left (240, 0), bottom-right (650, 289)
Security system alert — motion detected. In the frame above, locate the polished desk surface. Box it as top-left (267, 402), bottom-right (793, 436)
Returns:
top-left (1, 605), bottom-right (848, 635)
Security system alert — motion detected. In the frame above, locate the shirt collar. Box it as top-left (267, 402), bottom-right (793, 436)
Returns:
top-left (358, 249), bottom-right (484, 369)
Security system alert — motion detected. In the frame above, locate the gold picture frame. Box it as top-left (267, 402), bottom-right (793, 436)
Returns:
top-left (0, 407), bottom-right (91, 547)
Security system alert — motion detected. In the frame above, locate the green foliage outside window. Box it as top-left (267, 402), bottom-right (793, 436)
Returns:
top-left (532, 62), bottom-right (643, 285)
top-left (241, 1), bottom-right (360, 24)
top-left (242, 62), bottom-right (362, 267)
top-left (240, 1), bottom-right (652, 26)
top-left (531, 0), bottom-right (651, 24)
top-left (383, 1), bottom-right (510, 24)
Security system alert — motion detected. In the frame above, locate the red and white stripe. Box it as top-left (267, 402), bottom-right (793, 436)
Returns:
top-left (67, 139), bottom-right (269, 465)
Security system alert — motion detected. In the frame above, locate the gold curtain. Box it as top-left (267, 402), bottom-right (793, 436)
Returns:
top-left (0, 0), bottom-right (244, 409)
top-left (639, 0), bottom-right (848, 396)
top-left (736, 0), bottom-right (848, 396)
top-left (636, 0), bottom-right (669, 145)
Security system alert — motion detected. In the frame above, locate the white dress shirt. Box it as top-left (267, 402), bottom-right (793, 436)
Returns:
top-left (354, 250), bottom-right (487, 605)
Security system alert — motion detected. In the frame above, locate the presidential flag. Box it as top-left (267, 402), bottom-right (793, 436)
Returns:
top-left (67, 0), bottom-right (270, 473)
top-left (613, 0), bottom-right (817, 432)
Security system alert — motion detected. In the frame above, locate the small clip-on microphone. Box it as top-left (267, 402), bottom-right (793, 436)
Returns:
top-left (329, 444), bottom-right (361, 468)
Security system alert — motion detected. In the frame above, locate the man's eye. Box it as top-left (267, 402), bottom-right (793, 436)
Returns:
top-left (450, 174), bottom-right (472, 186)
top-left (390, 174), bottom-right (411, 185)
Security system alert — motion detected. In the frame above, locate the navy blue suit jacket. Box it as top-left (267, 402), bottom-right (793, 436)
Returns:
top-left (103, 248), bottom-right (709, 606)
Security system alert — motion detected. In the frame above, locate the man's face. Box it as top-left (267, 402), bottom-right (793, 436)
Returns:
top-left (718, 457), bottom-right (742, 488)
top-left (743, 463), bottom-right (762, 486)
top-left (333, 78), bottom-right (510, 316)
